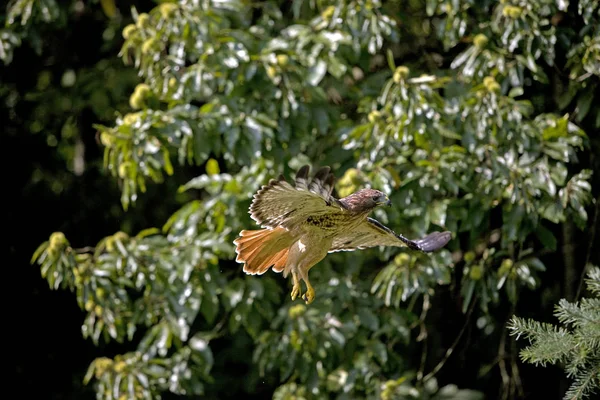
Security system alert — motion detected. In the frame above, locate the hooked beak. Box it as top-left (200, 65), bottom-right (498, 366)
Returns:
top-left (376, 195), bottom-right (392, 207)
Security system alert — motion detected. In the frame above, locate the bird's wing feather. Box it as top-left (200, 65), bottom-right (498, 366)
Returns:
top-left (329, 217), bottom-right (451, 253)
top-left (250, 166), bottom-right (345, 229)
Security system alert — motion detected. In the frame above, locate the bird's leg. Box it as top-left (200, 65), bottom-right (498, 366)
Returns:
top-left (300, 270), bottom-right (315, 304)
top-left (290, 270), bottom-right (302, 301)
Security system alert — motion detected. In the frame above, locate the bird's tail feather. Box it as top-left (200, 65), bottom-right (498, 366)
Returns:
top-left (234, 228), bottom-right (291, 275)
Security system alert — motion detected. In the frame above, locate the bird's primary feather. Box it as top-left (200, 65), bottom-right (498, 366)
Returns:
top-left (249, 166), bottom-right (344, 230)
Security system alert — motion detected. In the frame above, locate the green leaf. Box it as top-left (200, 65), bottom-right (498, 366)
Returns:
top-left (307, 59), bottom-right (327, 86)
top-left (357, 307), bottom-right (379, 331)
top-left (31, 241), bottom-right (49, 264)
top-left (223, 279), bottom-right (245, 310)
top-left (200, 290), bottom-right (219, 325)
top-left (386, 48), bottom-right (396, 70)
top-left (508, 87), bottom-right (524, 98)
top-left (575, 88), bottom-right (594, 122)
top-left (327, 55), bottom-right (347, 78)
top-left (136, 228), bottom-right (160, 239)
top-left (535, 224), bottom-right (557, 251)
top-left (462, 280), bottom-right (476, 314)
top-left (83, 359), bottom-right (97, 385)
top-left (243, 307), bottom-right (262, 339)
top-left (542, 116), bottom-right (568, 140)
top-left (371, 340), bottom-right (388, 364)
top-left (163, 149), bottom-right (174, 175)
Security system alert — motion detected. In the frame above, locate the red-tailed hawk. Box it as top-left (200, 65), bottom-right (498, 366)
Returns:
top-left (234, 165), bottom-right (451, 304)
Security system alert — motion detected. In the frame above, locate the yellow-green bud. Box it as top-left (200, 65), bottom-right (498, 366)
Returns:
top-left (135, 83), bottom-right (150, 95)
top-left (206, 158), bottom-right (220, 176)
top-left (288, 304), bottom-right (306, 319)
top-left (483, 76), bottom-right (500, 92)
top-left (473, 34), bottom-right (488, 49)
top-left (498, 258), bottom-right (514, 275)
top-left (113, 361), bottom-right (126, 373)
top-left (130, 83), bottom-right (151, 109)
top-left (464, 251), bottom-right (476, 263)
top-left (118, 162), bottom-right (130, 179)
top-left (321, 6), bottom-right (335, 20)
top-left (122, 112), bottom-right (140, 125)
top-left (122, 24), bottom-right (136, 39)
top-left (393, 66), bottom-right (410, 83)
top-left (276, 54), bottom-right (289, 67)
top-left (113, 231), bottom-right (129, 242)
top-left (394, 253), bottom-right (411, 266)
top-left (368, 110), bottom-right (381, 123)
top-left (266, 65), bottom-right (277, 79)
top-left (49, 232), bottom-right (67, 253)
top-left (94, 357), bottom-right (113, 378)
top-left (469, 266), bottom-right (483, 280)
top-left (158, 3), bottom-right (178, 19)
top-left (503, 5), bottom-right (522, 19)
top-left (105, 237), bottom-right (115, 252)
top-left (129, 92), bottom-right (143, 109)
top-left (141, 38), bottom-right (156, 54)
top-left (136, 13), bottom-right (150, 28)
top-left (100, 132), bottom-right (114, 147)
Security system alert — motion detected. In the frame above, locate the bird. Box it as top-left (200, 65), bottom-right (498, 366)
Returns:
top-left (233, 165), bottom-right (452, 304)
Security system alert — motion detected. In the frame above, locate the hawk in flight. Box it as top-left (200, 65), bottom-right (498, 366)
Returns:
top-left (234, 165), bottom-right (451, 304)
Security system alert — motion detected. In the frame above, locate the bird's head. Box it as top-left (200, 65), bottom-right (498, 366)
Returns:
top-left (339, 188), bottom-right (391, 212)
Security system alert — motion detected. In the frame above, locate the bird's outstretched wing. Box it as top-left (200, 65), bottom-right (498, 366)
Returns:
top-left (249, 165), bottom-right (345, 229)
top-left (329, 217), bottom-right (451, 253)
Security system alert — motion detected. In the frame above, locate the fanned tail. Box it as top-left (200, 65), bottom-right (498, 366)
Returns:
top-left (413, 231), bottom-right (452, 252)
top-left (233, 227), bottom-right (292, 275)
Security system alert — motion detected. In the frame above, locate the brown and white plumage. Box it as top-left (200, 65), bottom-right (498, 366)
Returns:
top-left (234, 165), bottom-right (452, 304)
top-left (248, 166), bottom-right (344, 230)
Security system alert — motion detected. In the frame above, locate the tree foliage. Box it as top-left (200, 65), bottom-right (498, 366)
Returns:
top-left (509, 266), bottom-right (600, 400)
top-left (9, 0), bottom-right (598, 398)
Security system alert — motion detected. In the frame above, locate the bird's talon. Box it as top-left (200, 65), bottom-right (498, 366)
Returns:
top-left (291, 283), bottom-right (302, 301)
top-left (303, 287), bottom-right (315, 304)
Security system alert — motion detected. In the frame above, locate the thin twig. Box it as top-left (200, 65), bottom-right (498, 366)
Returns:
top-left (422, 295), bottom-right (477, 382)
top-left (208, 314), bottom-right (229, 340)
top-left (409, 292), bottom-right (430, 331)
top-left (415, 293), bottom-right (431, 382)
top-left (510, 335), bottom-right (524, 398)
top-left (417, 340), bottom-right (428, 382)
top-left (417, 294), bottom-right (430, 342)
